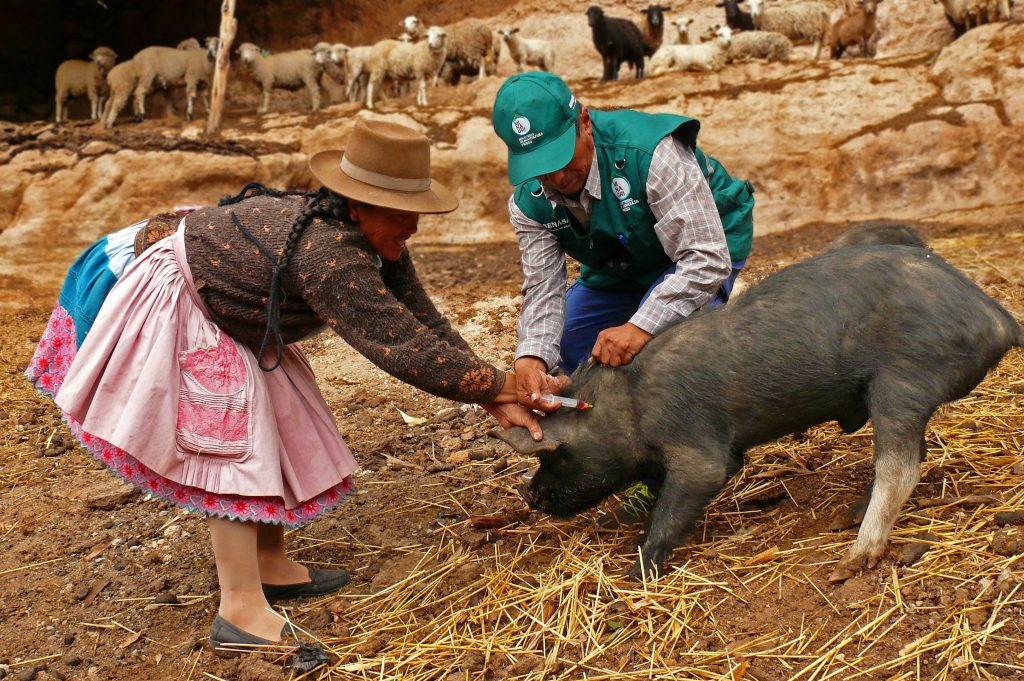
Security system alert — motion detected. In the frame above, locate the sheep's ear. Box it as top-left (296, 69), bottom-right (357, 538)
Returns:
top-left (490, 428), bottom-right (562, 456)
top-left (512, 27), bottom-right (520, 34)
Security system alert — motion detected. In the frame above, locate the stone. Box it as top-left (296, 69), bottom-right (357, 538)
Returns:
top-left (79, 141), bottom-right (119, 157)
top-left (63, 478), bottom-right (140, 511)
top-left (991, 530), bottom-right (1024, 557)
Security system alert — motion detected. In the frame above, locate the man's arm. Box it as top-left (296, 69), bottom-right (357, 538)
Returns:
top-left (510, 195), bottom-right (569, 411)
top-left (630, 136), bottom-right (731, 334)
top-left (591, 136), bottom-right (730, 367)
top-left (510, 195), bottom-right (567, 371)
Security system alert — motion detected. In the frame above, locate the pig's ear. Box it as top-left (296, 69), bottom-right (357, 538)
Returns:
top-left (489, 428), bottom-right (562, 455)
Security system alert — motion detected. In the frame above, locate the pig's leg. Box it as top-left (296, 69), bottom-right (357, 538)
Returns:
top-left (629, 447), bottom-right (728, 580)
top-left (831, 436), bottom-right (925, 531)
top-left (829, 414), bottom-right (927, 582)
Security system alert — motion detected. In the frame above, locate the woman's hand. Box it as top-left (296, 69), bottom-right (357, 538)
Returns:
top-left (480, 402), bottom-right (544, 442)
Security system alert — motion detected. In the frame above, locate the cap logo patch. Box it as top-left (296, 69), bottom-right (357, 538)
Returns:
top-left (568, 94), bottom-right (576, 109)
top-left (512, 116), bottom-right (531, 135)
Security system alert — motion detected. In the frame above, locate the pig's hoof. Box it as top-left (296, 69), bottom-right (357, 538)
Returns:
top-left (829, 511), bottom-right (861, 532)
top-left (827, 565), bottom-right (857, 583)
top-left (627, 560), bottom-right (661, 582)
top-left (828, 554), bottom-right (868, 583)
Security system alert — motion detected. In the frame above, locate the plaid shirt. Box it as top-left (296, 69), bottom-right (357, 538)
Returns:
top-left (509, 133), bottom-right (731, 370)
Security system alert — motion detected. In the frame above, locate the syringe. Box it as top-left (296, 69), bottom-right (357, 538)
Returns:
top-left (539, 394), bottom-right (593, 410)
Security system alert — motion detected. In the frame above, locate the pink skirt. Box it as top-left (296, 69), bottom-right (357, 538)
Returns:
top-left (28, 224), bottom-right (357, 526)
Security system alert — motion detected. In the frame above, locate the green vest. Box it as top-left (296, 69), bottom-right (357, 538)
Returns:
top-left (513, 110), bottom-right (754, 290)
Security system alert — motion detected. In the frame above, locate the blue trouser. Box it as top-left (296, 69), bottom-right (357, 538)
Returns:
top-left (559, 260), bottom-right (747, 372)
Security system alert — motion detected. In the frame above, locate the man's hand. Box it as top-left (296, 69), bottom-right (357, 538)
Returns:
top-left (514, 356), bottom-right (569, 412)
top-left (481, 402), bottom-right (544, 441)
top-left (591, 323), bottom-right (652, 367)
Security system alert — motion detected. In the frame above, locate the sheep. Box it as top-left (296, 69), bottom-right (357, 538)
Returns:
top-left (672, 16), bottom-right (700, 44)
top-left (960, 0), bottom-right (1012, 28)
top-left (649, 25), bottom-right (733, 75)
top-left (345, 45), bottom-right (373, 102)
top-left (321, 43), bottom-right (350, 88)
top-left (131, 37), bottom-right (218, 121)
top-left (499, 28), bottom-right (555, 72)
top-left (438, 31), bottom-right (501, 85)
top-left (747, 0), bottom-right (831, 60)
top-left (586, 5), bottom-right (654, 81)
top-left (439, 18), bottom-right (494, 83)
top-left (640, 4), bottom-right (670, 51)
top-left (176, 38), bottom-right (201, 50)
top-left (715, 0), bottom-right (757, 31)
top-left (727, 29), bottom-right (793, 61)
top-left (934, 0), bottom-right (970, 36)
top-left (366, 26), bottom-right (449, 108)
top-left (102, 59), bottom-right (139, 128)
top-left (54, 46), bottom-right (117, 123)
top-left (401, 16), bottom-right (422, 38)
top-left (236, 42), bottom-right (326, 114)
top-left (830, 0), bottom-right (882, 58)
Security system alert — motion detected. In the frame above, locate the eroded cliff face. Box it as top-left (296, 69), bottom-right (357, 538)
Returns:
top-left (2, 5), bottom-right (1022, 301)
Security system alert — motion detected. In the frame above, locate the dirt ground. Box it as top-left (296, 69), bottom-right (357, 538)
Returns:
top-left (1, 212), bottom-right (1022, 680)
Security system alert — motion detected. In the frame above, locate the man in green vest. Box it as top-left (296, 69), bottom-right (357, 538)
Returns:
top-left (491, 71), bottom-right (755, 528)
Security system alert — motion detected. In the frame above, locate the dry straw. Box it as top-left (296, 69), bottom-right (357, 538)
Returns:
top-left (280, 233), bottom-right (1024, 680)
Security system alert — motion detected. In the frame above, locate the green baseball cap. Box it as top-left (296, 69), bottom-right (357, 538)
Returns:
top-left (492, 72), bottom-right (580, 186)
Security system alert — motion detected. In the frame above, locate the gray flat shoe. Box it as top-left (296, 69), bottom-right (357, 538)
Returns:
top-left (209, 615), bottom-right (284, 657)
top-left (262, 567), bottom-right (350, 603)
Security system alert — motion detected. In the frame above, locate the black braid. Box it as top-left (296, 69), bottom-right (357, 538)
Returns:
top-left (225, 183), bottom-right (350, 371)
top-left (218, 182), bottom-right (311, 206)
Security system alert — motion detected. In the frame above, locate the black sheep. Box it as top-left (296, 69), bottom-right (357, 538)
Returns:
top-left (586, 6), bottom-right (654, 81)
top-left (715, 0), bottom-right (756, 32)
top-left (640, 4), bottom-right (670, 52)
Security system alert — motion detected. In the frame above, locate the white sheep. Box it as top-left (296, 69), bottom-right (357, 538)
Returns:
top-left (499, 28), bottom-right (555, 72)
top-left (672, 16), bottom-right (700, 44)
top-left (401, 16), bottom-right (422, 38)
top-left (967, 0), bottom-right (1012, 24)
top-left (102, 59), bottom-right (139, 128)
top-left (440, 18), bottom-right (494, 83)
top-left (727, 30), bottom-right (793, 61)
top-left (367, 26), bottom-right (449, 108)
top-left (176, 38), bottom-right (201, 50)
top-left (54, 46), bottom-right (117, 123)
top-left (131, 37), bottom-right (218, 121)
top-left (747, 0), bottom-right (831, 60)
top-left (345, 45), bottom-right (373, 102)
top-left (650, 25), bottom-right (732, 75)
top-left (236, 42), bottom-right (325, 114)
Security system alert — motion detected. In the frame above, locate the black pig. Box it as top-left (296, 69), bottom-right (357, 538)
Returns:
top-left (823, 221), bottom-right (928, 252)
top-left (495, 245), bottom-right (1022, 581)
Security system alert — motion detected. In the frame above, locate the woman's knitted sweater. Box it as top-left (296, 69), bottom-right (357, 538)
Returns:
top-left (169, 194), bottom-right (503, 403)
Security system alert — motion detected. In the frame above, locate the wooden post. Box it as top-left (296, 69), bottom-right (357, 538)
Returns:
top-left (206, 0), bottom-right (237, 135)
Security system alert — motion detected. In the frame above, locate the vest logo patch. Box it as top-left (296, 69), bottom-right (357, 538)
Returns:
top-left (611, 177), bottom-right (631, 200)
top-left (612, 177), bottom-right (640, 212)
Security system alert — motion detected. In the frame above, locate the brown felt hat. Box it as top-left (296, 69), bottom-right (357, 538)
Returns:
top-left (308, 119), bottom-right (458, 214)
